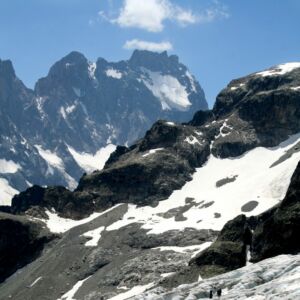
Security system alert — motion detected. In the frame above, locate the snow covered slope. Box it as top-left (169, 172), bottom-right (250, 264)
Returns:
top-left (107, 134), bottom-right (300, 234)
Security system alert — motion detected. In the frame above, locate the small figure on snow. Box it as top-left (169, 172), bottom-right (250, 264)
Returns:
top-left (217, 288), bottom-right (222, 298)
top-left (209, 290), bottom-right (213, 298)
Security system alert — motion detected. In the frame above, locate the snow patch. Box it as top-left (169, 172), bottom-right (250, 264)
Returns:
top-left (0, 178), bottom-right (19, 205)
top-left (184, 136), bottom-right (201, 145)
top-left (154, 242), bottom-right (212, 257)
top-left (230, 83), bottom-right (245, 90)
top-left (194, 130), bottom-right (203, 136)
top-left (67, 144), bottom-right (116, 173)
top-left (82, 226), bottom-right (105, 247)
top-left (160, 272), bottom-right (176, 278)
top-left (60, 107), bottom-right (67, 119)
top-left (29, 277), bottom-right (42, 288)
top-left (35, 145), bottom-right (64, 169)
top-left (142, 148), bottom-right (164, 157)
top-left (0, 159), bottom-right (21, 173)
top-left (88, 62), bottom-right (97, 80)
top-left (216, 120), bottom-right (233, 139)
top-left (108, 283), bottom-right (154, 300)
top-left (35, 97), bottom-right (47, 120)
top-left (185, 71), bottom-right (197, 93)
top-left (142, 70), bottom-right (191, 111)
top-left (35, 145), bottom-right (76, 189)
top-left (66, 104), bottom-right (76, 114)
top-left (246, 245), bottom-right (252, 266)
top-left (106, 68), bottom-right (123, 79)
top-left (40, 205), bottom-right (122, 234)
top-left (58, 276), bottom-right (90, 300)
top-left (256, 62), bottom-right (300, 77)
top-left (291, 86), bottom-right (300, 91)
top-left (165, 122), bottom-right (175, 126)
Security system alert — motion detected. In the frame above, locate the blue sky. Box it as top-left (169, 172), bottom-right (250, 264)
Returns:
top-left (1, 0), bottom-right (300, 107)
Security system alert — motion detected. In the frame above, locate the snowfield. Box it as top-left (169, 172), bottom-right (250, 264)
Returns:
top-left (0, 178), bottom-right (19, 206)
top-left (35, 145), bottom-right (77, 190)
top-left (106, 68), bottom-right (123, 79)
top-left (0, 159), bottom-right (21, 173)
top-left (67, 144), bottom-right (116, 173)
top-left (142, 69), bottom-right (191, 111)
top-left (133, 254), bottom-right (300, 300)
top-left (256, 62), bottom-right (300, 77)
top-left (0, 158), bottom-right (22, 205)
top-left (39, 205), bottom-right (123, 233)
top-left (107, 134), bottom-right (300, 234)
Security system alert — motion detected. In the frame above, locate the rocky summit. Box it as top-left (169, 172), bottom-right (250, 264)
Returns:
top-left (0, 62), bottom-right (299, 299)
top-left (0, 50), bottom-right (207, 206)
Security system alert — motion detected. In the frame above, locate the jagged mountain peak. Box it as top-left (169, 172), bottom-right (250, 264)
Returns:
top-left (35, 51), bottom-right (93, 95)
top-left (129, 49), bottom-right (179, 71)
top-left (0, 59), bottom-right (16, 79)
top-left (45, 51), bottom-right (90, 77)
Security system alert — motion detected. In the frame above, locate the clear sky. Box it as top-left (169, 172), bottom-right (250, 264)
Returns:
top-left (1, 0), bottom-right (300, 107)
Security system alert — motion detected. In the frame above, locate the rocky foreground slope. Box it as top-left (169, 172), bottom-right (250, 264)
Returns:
top-left (0, 50), bottom-right (207, 205)
top-left (0, 62), bottom-right (299, 299)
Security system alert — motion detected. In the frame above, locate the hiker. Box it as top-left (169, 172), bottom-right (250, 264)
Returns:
top-left (217, 288), bottom-right (222, 298)
top-left (209, 290), bottom-right (213, 298)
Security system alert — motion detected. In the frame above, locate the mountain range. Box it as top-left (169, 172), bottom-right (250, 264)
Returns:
top-left (0, 50), bottom-right (207, 205)
top-left (0, 60), bottom-right (299, 299)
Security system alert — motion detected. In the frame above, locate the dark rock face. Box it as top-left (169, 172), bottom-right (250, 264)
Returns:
top-left (251, 161), bottom-right (300, 262)
top-left (189, 215), bottom-right (252, 278)
top-left (0, 213), bottom-right (55, 283)
top-left (11, 185), bottom-right (95, 220)
top-left (0, 50), bottom-right (208, 204)
top-left (211, 66), bottom-right (300, 157)
top-left (188, 110), bottom-right (215, 126)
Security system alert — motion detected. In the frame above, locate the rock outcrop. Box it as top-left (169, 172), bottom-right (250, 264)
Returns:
top-left (189, 215), bottom-right (252, 278)
top-left (0, 213), bottom-right (55, 282)
top-left (251, 161), bottom-right (300, 261)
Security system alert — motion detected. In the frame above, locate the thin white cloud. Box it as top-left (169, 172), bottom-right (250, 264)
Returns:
top-left (123, 39), bottom-right (173, 52)
top-left (197, 0), bottom-right (230, 23)
top-left (101, 0), bottom-right (229, 32)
